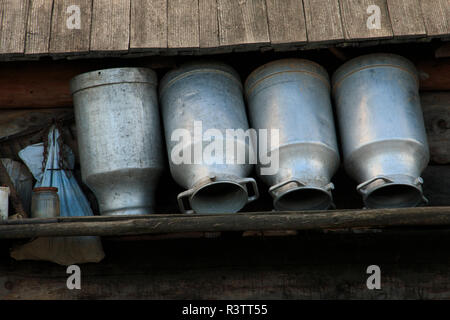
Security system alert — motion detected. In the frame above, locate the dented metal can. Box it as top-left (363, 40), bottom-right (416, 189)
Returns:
top-left (70, 68), bottom-right (164, 216)
top-left (332, 53), bottom-right (430, 209)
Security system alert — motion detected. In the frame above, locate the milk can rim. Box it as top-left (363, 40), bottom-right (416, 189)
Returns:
top-left (331, 53), bottom-right (419, 94)
top-left (273, 185), bottom-right (333, 211)
top-left (70, 67), bottom-right (158, 95)
top-left (244, 58), bottom-right (331, 97)
top-left (159, 61), bottom-right (242, 97)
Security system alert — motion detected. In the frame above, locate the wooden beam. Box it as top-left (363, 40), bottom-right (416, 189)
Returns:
top-left (2, 207), bottom-right (450, 239)
top-left (0, 61), bottom-right (87, 109)
top-left (417, 58), bottom-right (450, 91)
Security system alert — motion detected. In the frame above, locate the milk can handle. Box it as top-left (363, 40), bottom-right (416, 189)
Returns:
top-left (356, 176), bottom-right (394, 195)
top-left (415, 177), bottom-right (429, 205)
top-left (177, 188), bottom-right (196, 214)
top-left (268, 179), bottom-right (306, 198)
top-left (238, 178), bottom-right (259, 203)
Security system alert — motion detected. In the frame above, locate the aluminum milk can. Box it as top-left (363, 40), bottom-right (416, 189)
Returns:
top-left (245, 59), bottom-right (340, 211)
top-left (160, 62), bottom-right (259, 214)
top-left (332, 54), bottom-right (430, 208)
top-left (70, 68), bottom-right (165, 216)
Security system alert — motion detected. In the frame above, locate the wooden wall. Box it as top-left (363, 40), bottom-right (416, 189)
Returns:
top-left (2, 229), bottom-right (450, 299)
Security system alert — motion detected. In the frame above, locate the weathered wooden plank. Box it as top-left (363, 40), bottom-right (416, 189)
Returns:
top-left (167, 0), bottom-right (199, 50)
top-left (49, 0), bottom-right (93, 54)
top-left (386, 0), bottom-right (426, 38)
top-left (303, 0), bottom-right (344, 43)
top-left (340, 0), bottom-right (393, 41)
top-left (444, 0), bottom-right (450, 33)
top-left (420, 0), bottom-right (450, 37)
top-left (25, 0), bottom-right (54, 55)
top-left (422, 92), bottom-right (450, 164)
top-left (90, 0), bottom-right (130, 52)
top-left (130, 0), bottom-right (167, 51)
top-left (265, 0), bottom-right (307, 46)
top-left (417, 58), bottom-right (450, 91)
top-left (217, 0), bottom-right (270, 49)
top-left (199, 0), bottom-right (219, 49)
top-left (436, 43), bottom-right (450, 58)
top-left (0, 61), bottom-right (85, 109)
top-left (0, 0), bottom-right (30, 55)
top-left (2, 207), bottom-right (450, 238)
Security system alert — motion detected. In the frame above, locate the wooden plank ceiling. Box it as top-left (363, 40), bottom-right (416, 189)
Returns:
top-left (0, 0), bottom-right (448, 59)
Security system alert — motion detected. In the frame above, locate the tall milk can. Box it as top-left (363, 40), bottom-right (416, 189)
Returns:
top-left (70, 68), bottom-right (164, 216)
top-left (245, 59), bottom-right (340, 211)
top-left (332, 54), bottom-right (430, 209)
top-left (160, 62), bottom-right (259, 214)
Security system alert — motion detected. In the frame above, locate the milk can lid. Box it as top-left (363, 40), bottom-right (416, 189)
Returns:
top-left (70, 67), bottom-right (158, 95)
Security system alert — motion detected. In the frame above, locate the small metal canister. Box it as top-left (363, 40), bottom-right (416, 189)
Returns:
top-left (31, 187), bottom-right (60, 218)
top-left (0, 186), bottom-right (10, 221)
top-left (70, 67), bottom-right (164, 216)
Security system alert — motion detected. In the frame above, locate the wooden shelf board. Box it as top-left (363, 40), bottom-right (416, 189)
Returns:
top-left (1, 206), bottom-right (450, 239)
